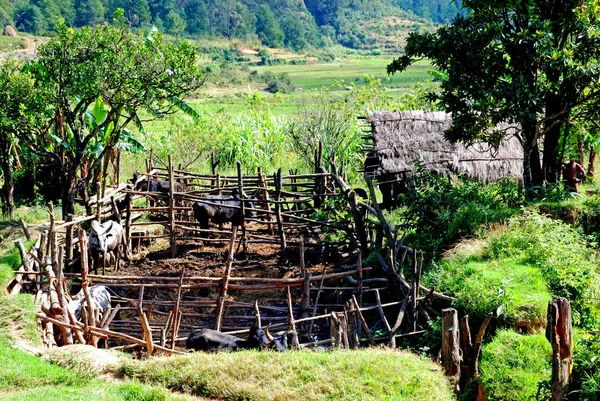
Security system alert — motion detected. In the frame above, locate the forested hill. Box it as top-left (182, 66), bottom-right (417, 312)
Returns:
top-left (0, 0), bottom-right (464, 51)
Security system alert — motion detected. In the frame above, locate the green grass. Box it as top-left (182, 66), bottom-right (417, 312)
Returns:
top-left (479, 330), bottom-right (551, 401)
top-left (120, 348), bottom-right (455, 401)
top-left (430, 256), bottom-right (551, 330)
top-left (425, 210), bottom-right (600, 330)
top-left (249, 58), bottom-right (433, 91)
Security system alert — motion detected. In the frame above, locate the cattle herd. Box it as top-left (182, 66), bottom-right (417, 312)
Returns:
top-left (82, 173), bottom-right (276, 353)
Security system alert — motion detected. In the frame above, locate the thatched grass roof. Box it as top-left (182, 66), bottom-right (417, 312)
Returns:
top-left (364, 111), bottom-right (523, 183)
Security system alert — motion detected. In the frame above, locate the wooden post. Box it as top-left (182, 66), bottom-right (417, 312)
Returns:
top-left (139, 303), bottom-right (154, 356)
top-left (125, 194), bottom-right (133, 251)
top-left (110, 196), bottom-right (121, 224)
top-left (348, 191), bottom-right (369, 254)
top-left (274, 168), bottom-right (287, 253)
top-left (374, 289), bottom-right (391, 333)
top-left (254, 300), bottom-right (261, 328)
top-left (329, 311), bottom-right (349, 349)
top-left (300, 236), bottom-right (310, 325)
top-left (19, 218), bottom-right (31, 240)
top-left (472, 312), bottom-right (493, 377)
top-left (258, 171), bottom-right (274, 234)
top-left (357, 252), bottom-right (363, 305)
top-left (546, 297), bottom-right (573, 401)
top-left (459, 315), bottom-right (473, 391)
top-left (215, 227), bottom-right (237, 331)
top-left (65, 214), bottom-right (74, 273)
top-left (441, 308), bottom-right (461, 393)
top-left (168, 155), bottom-right (177, 258)
top-left (308, 267), bottom-right (327, 339)
top-left (351, 295), bottom-right (374, 345)
top-left (170, 268), bottom-right (185, 349)
top-left (115, 148), bottom-right (121, 186)
top-left (95, 183), bottom-right (102, 222)
top-left (411, 250), bottom-right (423, 332)
top-left (286, 286), bottom-right (299, 349)
top-left (314, 141), bottom-right (324, 208)
top-left (78, 227), bottom-right (99, 347)
top-left (347, 300), bottom-right (359, 348)
top-left (237, 161), bottom-right (247, 255)
top-left (388, 293), bottom-right (411, 347)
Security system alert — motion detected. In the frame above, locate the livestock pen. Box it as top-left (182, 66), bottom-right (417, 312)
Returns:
top-left (5, 154), bottom-right (475, 387)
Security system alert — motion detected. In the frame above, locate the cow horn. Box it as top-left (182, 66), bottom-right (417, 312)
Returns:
top-left (102, 221), bottom-right (113, 235)
top-left (264, 325), bottom-right (274, 342)
top-left (91, 220), bottom-right (102, 233)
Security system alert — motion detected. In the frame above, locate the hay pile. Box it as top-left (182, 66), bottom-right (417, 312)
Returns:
top-left (3, 26), bottom-right (17, 37)
top-left (365, 111), bottom-right (523, 183)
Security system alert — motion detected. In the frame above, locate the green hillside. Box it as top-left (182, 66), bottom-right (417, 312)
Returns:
top-left (0, 0), bottom-right (463, 51)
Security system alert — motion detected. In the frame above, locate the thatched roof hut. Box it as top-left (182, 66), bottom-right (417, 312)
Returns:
top-left (363, 111), bottom-right (524, 184)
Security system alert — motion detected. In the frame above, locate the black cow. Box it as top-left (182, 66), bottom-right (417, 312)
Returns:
top-left (192, 189), bottom-right (257, 238)
top-left (186, 326), bottom-right (270, 352)
top-left (131, 172), bottom-right (185, 207)
top-left (264, 326), bottom-right (290, 352)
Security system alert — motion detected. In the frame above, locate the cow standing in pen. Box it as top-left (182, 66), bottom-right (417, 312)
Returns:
top-left (131, 172), bottom-right (185, 206)
top-left (192, 188), bottom-right (257, 238)
top-left (89, 220), bottom-right (129, 275)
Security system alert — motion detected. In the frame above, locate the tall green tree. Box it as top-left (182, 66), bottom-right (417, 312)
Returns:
top-left (75, 0), bottom-right (105, 26)
top-left (389, 0), bottom-right (600, 191)
top-left (17, 11), bottom-right (203, 216)
top-left (15, 5), bottom-right (48, 35)
top-left (164, 9), bottom-right (186, 36)
top-left (256, 4), bottom-right (284, 47)
top-left (127, 0), bottom-right (151, 27)
top-left (0, 62), bottom-right (45, 218)
top-left (282, 15), bottom-right (307, 50)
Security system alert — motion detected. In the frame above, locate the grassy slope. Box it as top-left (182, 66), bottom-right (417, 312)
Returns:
top-left (121, 348), bottom-right (455, 401)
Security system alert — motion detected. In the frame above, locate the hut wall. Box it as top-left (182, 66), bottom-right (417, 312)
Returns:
top-left (365, 111), bottom-right (523, 183)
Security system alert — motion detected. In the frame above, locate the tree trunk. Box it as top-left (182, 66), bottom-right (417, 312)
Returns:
top-left (531, 143), bottom-right (544, 187)
top-left (543, 90), bottom-right (569, 184)
top-left (0, 154), bottom-right (14, 219)
top-left (543, 121), bottom-right (561, 184)
top-left (587, 148), bottom-right (596, 181)
top-left (578, 137), bottom-right (585, 167)
top-left (61, 171), bottom-right (76, 218)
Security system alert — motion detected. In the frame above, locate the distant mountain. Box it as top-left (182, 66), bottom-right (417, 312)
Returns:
top-left (0, 0), bottom-right (465, 51)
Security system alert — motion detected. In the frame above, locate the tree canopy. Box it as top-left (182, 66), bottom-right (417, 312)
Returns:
top-left (389, 0), bottom-right (600, 191)
top-left (3, 11), bottom-right (203, 216)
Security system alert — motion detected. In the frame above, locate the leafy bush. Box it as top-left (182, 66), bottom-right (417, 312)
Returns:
top-left (428, 256), bottom-right (550, 331)
top-left (572, 332), bottom-right (600, 401)
top-left (479, 330), bottom-right (551, 401)
top-left (486, 211), bottom-right (600, 329)
top-left (395, 165), bottom-right (523, 259)
top-left (426, 210), bottom-right (600, 330)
